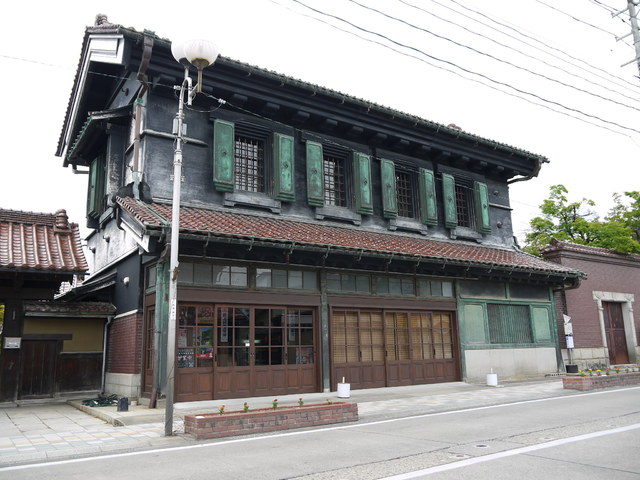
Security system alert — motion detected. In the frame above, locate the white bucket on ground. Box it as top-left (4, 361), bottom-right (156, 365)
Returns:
top-left (337, 382), bottom-right (351, 398)
top-left (486, 373), bottom-right (498, 387)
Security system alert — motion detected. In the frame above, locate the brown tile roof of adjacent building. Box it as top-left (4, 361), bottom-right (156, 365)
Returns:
top-left (542, 239), bottom-right (640, 262)
top-left (0, 208), bottom-right (88, 274)
top-left (117, 197), bottom-right (581, 278)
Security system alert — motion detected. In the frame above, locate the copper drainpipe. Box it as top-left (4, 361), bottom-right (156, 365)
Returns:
top-left (132, 34), bottom-right (154, 200)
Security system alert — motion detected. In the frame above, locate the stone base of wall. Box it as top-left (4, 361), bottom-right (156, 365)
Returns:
top-left (185, 402), bottom-right (358, 440)
top-left (562, 372), bottom-right (640, 391)
top-left (562, 347), bottom-right (609, 371)
top-left (104, 373), bottom-right (141, 399)
top-left (464, 347), bottom-right (558, 381)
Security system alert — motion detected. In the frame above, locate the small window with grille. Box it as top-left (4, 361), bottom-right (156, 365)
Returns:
top-left (395, 170), bottom-right (415, 218)
top-left (323, 152), bottom-right (347, 207)
top-left (454, 179), bottom-right (476, 229)
top-left (234, 134), bottom-right (265, 193)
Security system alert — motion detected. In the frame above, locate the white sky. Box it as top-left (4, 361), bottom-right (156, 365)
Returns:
top-left (1, 0), bottom-right (639, 244)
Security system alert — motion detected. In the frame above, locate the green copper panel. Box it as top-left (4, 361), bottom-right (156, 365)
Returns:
top-left (380, 159), bottom-right (397, 218)
top-left (532, 307), bottom-right (551, 342)
top-left (306, 141), bottom-right (324, 207)
top-left (354, 152), bottom-right (373, 215)
top-left (212, 119), bottom-right (235, 192)
top-left (273, 133), bottom-right (295, 201)
top-left (474, 181), bottom-right (491, 234)
top-left (442, 173), bottom-right (458, 228)
top-left (419, 168), bottom-right (437, 226)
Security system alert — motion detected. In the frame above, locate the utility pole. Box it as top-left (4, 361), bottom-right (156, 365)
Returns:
top-left (614, 1), bottom-right (640, 77)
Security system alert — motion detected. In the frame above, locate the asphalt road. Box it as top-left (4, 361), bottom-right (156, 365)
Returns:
top-left (2, 387), bottom-right (638, 480)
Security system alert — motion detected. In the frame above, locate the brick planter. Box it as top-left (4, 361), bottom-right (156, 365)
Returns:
top-left (184, 402), bottom-right (358, 440)
top-left (562, 372), bottom-right (640, 391)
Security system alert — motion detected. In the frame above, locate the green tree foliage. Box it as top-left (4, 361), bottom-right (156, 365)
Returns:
top-left (524, 185), bottom-right (640, 256)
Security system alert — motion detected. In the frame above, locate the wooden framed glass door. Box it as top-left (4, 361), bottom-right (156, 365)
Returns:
top-left (213, 306), bottom-right (317, 400)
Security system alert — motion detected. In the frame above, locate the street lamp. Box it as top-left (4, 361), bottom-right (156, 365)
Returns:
top-left (165, 38), bottom-right (219, 436)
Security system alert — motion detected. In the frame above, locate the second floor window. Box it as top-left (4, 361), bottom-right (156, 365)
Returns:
top-left (323, 153), bottom-right (346, 207)
top-left (454, 179), bottom-right (476, 229)
top-left (396, 170), bottom-right (415, 218)
top-left (234, 135), bottom-right (265, 192)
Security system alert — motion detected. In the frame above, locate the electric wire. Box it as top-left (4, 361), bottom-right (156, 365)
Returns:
top-left (442, 0), bottom-right (640, 91)
top-left (287, 0), bottom-right (640, 136)
top-left (349, 0), bottom-right (640, 113)
top-left (533, 0), bottom-right (624, 37)
top-left (398, 0), bottom-right (640, 107)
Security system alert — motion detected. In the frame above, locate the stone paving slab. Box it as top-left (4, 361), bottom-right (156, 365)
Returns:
top-left (0, 378), bottom-right (587, 468)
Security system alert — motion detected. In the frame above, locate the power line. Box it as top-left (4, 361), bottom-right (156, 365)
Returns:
top-left (534, 0), bottom-right (622, 36)
top-left (286, 0), bottom-right (640, 136)
top-left (399, 0), bottom-right (640, 106)
top-left (349, 0), bottom-right (640, 113)
top-left (443, 0), bottom-right (640, 91)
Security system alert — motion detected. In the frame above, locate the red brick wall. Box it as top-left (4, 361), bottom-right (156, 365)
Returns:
top-left (544, 246), bottom-right (640, 349)
top-left (107, 312), bottom-right (143, 374)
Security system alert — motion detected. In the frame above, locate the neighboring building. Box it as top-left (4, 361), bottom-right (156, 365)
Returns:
top-left (56, 16), bottom-right (582, 402)
top-left (542, 239), bottom-right (639, 370)
top-left (0, 208), bottom-right (112, 403)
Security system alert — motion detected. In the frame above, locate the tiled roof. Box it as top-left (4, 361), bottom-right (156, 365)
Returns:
top-left (0, 208), bottom-right (88, 274)
top-left (117, 197), bottom-right (581, 278)
top-left (542, 239), bottom-right (640, 262)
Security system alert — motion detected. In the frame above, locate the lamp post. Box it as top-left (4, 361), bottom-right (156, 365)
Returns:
top-left (165, 38), bottom-right (219, 436)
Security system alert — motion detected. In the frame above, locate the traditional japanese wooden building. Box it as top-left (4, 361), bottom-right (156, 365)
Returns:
top-left (0, 208), bottom-right (110, 403)
top-left (56, 16), bottom-right (582, 402)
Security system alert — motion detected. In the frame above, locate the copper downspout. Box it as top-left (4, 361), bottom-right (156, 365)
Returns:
top-left (132, 34), bottom-right (154, 199)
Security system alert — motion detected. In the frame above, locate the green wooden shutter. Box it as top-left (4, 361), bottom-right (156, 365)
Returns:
top-left (418, 168), bottom-right (438, 225)
top-left (273, 133), bottom-right (295, 201)
top-left (380, 159), bottom-right (397, 218)
top-left (212, 119), bottom-right (235, 192)
top-left (87, 154), bottom-right (105, 219)
top-left (306, 141), bottom-right (324, 206)
top-left (442, 173), bottom-right (458, 228)
top-left (353, 152), bottom-right (373, 215)
top-left (474, 181), bottom-right (491, 234)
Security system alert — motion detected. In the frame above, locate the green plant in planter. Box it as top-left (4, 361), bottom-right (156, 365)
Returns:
top-left (272, 399), bottom-right (278, 410)
top-left (243, 402), bottom-right (249, 413)
top-left (298, 398), bottom-right (304, 407)
top-left (596, 370), bottom-right (602, 376)
top-left (579, 370), bottom-right (585, 377)
top-left (615, 367), bottom-right (620, 374)
top-left (326, 398), bottom-right (333, 405)
top-left (219, 405), bottom-right (225, 415)
top-left (605, 368), bottom-right (611, 375)
top-left (588, 369), bottom-right (593, 376)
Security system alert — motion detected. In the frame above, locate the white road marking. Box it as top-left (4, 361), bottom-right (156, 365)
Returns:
top-left (1, 386), bottom-right (638, 472)
top-left (378, 423), bottom-right (640, 479)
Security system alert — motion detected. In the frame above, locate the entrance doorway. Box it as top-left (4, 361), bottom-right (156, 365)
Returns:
top-left (331, 309), bottom-right (459, 390)
top-left (174, 304), bottom-right (318, 401)
top-left (603, 301), bottom-right (629, 364)
top-left (19, 340), bottom-right (58, 398)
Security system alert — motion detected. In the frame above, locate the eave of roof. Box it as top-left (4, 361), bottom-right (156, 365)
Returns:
top-left (117, 197), bottom-right (582, 280)
top-left (58, 20), bottom-right (547, 170)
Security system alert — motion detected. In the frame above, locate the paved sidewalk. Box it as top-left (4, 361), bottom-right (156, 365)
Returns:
top-left (0, 378), bottom-right (576, 467)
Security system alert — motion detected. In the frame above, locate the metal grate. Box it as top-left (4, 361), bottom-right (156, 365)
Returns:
top-left (454, 181), bottom-right (476, 229)
top-left (234, 136), bottom-right (264, 192)
top-left (487, 304), bottom-right (533, 344)
top-left (396, 171), bottom-right (414, 218)
top-left (323, 154), bottom-right (346, 206)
